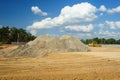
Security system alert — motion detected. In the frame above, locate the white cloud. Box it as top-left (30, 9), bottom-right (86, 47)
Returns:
top-left (107, 6), bottom-right (120, 13)
top-left (67, 32), bottom-right (92, 39)
top-left (27, 2), bottom-right (97, 31)
top-left (31, 6), bottom-right (47, 16)
top-left (92, 22), bottom-right (120, 39)
top-left (29, 30), bottom-right (37, 35)
top-left (28, 3), bottom-right (120, 37)
top-left (99, 5), bottom-right (107, 12)
top-left (106, 21), bottom-right (120, 29)
top-left (27, 18), bottom-right (55, 29)
top-left (86, 33), bottom-right (92, 37)
top-left (65, 24), bottom-right (93, 32)
top-left (98, 30), bottom-right (120, 39)
top-left (98, 23), bottom-right (104, 28)
top-left (99, 5), bottom-right (120, 14)
top-left (59, 2), bottom-right (97, 23)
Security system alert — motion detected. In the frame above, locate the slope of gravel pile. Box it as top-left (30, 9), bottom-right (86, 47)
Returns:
top-left (6, 35), bottom-right (88, 57)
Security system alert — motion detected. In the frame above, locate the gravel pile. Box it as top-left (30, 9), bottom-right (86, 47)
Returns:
top-left (6, 35), bottom-right (88, 57)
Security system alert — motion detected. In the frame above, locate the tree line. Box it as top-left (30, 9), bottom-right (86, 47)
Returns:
top-left (81, 37), bottom-right (120, 44)
top-left (0, 26), bottom-right (36, 44)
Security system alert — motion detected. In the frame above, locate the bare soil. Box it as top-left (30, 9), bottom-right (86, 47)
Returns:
top-left (89, 46), bottom-right (120, 52)
top-left (0, 45), bottom-right (120, 80)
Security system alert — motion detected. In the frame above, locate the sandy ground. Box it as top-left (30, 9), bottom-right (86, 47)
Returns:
top-left (0, 44), bottom-right (18, 51)
top-left (88, 47), bottom-right (120, 61)
top-left (89, 47), bottom-right (120, 52)
top-left (0, 45), bottom-right (120, 80)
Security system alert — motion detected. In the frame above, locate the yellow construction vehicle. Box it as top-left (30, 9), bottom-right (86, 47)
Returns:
top-left (88, 42), bottom-right (101, 47)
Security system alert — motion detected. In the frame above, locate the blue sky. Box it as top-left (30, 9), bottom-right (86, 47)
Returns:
top-left (0, 0), bottom-right (120, 39)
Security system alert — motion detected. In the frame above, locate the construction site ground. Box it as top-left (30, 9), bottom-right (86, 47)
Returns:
top-left (0, 45), bottom-right (120, 80)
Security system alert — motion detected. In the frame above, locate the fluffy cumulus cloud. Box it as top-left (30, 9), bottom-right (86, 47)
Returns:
top-left (28, 18), bottom-right (55, 29)
top-left (107, 6), bottom-right (120, 13)
top-left (106, 21), bottom-right (120, 29)
top-left (29, 30), bottom-right (37, 35)
top-left (68, 33), bottom-right (92, 39)
top-left (98, 23), bottom-right (104, 28)
top-left (59, 2), bottom-right (97, 23)
top-left (99, 5), bottom-right (107, 12)
top-left (27, 2), bottom-right (97, 32)
top-left (28, 2), bottom-right (120, 39)
top-left (65, 24), bottom-right (93, 32)
top-left (98, 30), bottom-right (120, 38)
top-left (93, 22), bottom-right (120, 39)
top-left (31, 6), bottom-right (47, 16)
top-left (99, 5), bottom-right (120, 14)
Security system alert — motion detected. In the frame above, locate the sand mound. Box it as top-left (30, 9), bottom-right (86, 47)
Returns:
top-left (6, 35), bottom-right (88, 57)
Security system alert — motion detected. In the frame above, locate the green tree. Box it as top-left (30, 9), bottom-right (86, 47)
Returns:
top-left (105, 38), bottom-right (116, 44)
top-left (0, 26), bottom-right (10, 43)
top-left (116, 39), bottom-right (120, 44)
top-left (0, 26), bottom-right (36, 44)
top-left (93, 37), bottom-right (100, 44)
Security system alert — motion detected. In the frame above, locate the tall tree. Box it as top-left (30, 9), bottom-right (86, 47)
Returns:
top-left (0, 26), bottom-right (36, 44)
top-left (0, 26), bottom-right (10, 43)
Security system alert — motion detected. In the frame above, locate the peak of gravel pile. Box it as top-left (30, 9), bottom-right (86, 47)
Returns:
top-left (6, 35), bottom-right (88, 57)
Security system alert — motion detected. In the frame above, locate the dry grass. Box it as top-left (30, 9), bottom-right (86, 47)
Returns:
top-left (0, 45), bottom-right (120, 80)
